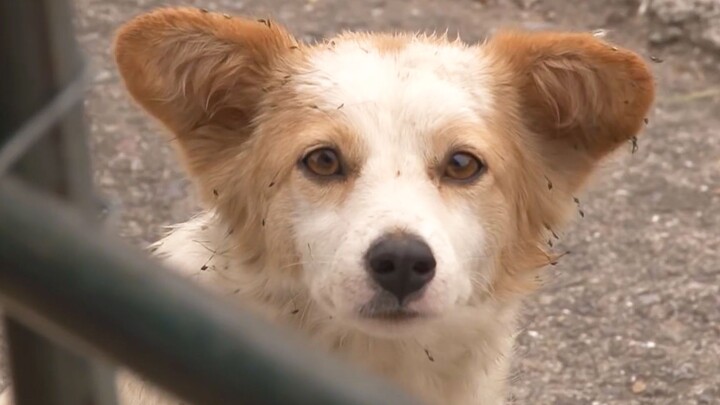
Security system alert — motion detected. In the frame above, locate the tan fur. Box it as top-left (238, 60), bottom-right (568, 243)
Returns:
top-left (77, 8), bottom-right (657, 405)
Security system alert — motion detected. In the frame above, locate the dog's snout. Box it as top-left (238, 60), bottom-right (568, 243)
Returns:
top-left (365, 234), bottom-right (436, 304)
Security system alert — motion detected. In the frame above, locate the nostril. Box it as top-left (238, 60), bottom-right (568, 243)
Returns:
top-left (371, 258), bottom-right (395, 275)
top-left (412, 258), bottom-right (436, 275)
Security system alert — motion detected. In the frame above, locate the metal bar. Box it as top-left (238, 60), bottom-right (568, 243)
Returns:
top-left (0, 178), bottom-right (423, 405)
top-left (3, 321), bottom-right (117, 405)
top-left (0, 0), bottom-right (116, 403)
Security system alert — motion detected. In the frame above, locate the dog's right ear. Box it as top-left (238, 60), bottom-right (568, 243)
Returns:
top-left (114, 7), bottom-right (299, 177)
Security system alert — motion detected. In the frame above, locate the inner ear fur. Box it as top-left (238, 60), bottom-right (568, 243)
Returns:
top-left (114, 7), bottom-right (299, 177)
top-left (487, 31), bottom-right (655, 162)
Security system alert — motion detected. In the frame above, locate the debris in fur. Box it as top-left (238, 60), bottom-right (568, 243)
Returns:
top-left (550, 251), bottom-right (571, 266)
top-left (548, 239), bottom-right (553, 247)
top-left (213, 189), bottom-right (219, 197)
top-left (424, 349), bottom-right (435, 362)
top-left (199, 8), bottom-right (209, 13)
top-left (544, 223), bottom-right (560, 240)
top-left (650, 56), bottom-right (664, 63)
top-left (268, 181), bottom-right (275, 188)
top-left (337, 103), bottom-right (344, 109)
top-left (258, 18), bottom-right (271, 27)
top-left (222, 13), bottom-right (231, 19)
top-left (291, 309), bottom-right (300, 315)
top-left (262, 219), bottom-right (266, 226)
top-left (573, 197), bottom-right (585, 217)
top-left (545, 176), bottom-right (553, 190)
top-left (289, 45), bottom-right (299, 50)
top-left (201, 264), bottom-right (208, 271)
top-left (630, 136), bottom-right (639, 154)
top-left (643, 117), bottom-right (649, 124)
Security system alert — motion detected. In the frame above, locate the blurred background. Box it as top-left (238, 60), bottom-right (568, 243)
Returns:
top-left (3, 0), bottom-right (719, 403)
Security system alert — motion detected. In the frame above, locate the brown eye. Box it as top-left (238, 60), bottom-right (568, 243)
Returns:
top-left (444, 152), bottom-right (485, 181)
top-left (302, 148), bottom-right (343, 177)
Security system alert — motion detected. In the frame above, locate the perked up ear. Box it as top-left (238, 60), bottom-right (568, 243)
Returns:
top-left (114, 7), bottom-right (299, 177)
top-left (487, 31), bottom-right (655, 165)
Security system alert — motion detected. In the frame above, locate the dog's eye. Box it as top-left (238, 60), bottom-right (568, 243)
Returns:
top-left (303, 148), bottom-right (343, 177)
top-left (444, 152), bottom-right (485, 182)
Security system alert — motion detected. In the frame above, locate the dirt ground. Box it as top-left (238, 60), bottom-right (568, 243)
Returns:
top-left (2, 0), bottom-right (719, 403)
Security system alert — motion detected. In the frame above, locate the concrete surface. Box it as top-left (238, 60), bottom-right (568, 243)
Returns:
top-left (2, 0), bottom-right (719, 403)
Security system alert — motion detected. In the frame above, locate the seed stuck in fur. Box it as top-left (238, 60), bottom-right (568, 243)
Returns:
top-left (201, 264), bottom-right (208, 271)
top-left (572, 197), bottom-right (585, 217)
top-left (630, 136), bottom-right (639, 154)
top-left (650, 56), bottom-right (664, 63)
top-left (222, 13), bottom-right (231, 19)
top-left (199, 8), bottom-right (209, 13)
top-left (213, 189), bottom-right (219, 197)
top-left (337, 103), bottom-right (344, 110)
top-left (424, 349), bottom-right (435, 362)
top-left (268, 181), bottom-right (275, 188)
top-left (544, 223), bottom-right (560, 240)
top-left (291, 309), bottom-right (299, 315)
top-left (544, 176), bottom-right (553, 190)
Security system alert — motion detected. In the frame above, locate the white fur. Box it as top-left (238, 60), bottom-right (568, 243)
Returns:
top-left (292, 38), bottom-right (498, 331)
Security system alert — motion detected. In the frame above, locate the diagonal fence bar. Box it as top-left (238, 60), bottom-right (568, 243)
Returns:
top-left (0, 178), bottom-right (423, 405)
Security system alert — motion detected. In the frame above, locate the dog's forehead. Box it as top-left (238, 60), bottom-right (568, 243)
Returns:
top-left (296, 35), bottom-right (494, 147)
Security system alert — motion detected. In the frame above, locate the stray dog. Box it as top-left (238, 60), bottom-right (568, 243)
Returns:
top-left (2, 6), bottom-right (656, 405)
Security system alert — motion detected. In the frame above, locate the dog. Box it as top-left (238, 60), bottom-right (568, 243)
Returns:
top-left (0, 6), bottom-right (655, 405)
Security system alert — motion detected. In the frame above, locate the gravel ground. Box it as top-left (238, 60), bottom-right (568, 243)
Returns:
top-left (2, 0), bottom-right (719, 403)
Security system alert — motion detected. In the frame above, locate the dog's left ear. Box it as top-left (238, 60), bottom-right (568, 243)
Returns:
top-left (487, 31), bottom-right (655, 183)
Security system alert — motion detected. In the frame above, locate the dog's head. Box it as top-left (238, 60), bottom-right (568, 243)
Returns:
top-left (115, 8), bottom-right (654, 337)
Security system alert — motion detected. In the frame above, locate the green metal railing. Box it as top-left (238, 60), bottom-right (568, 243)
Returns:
top-left (0, 2), bottom-right (422, 404)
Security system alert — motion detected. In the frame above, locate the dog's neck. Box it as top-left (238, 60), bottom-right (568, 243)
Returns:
top-left (151, 212), bottom-right (518, 404)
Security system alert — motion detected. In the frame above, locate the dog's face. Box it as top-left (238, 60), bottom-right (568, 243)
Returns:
top-left (115, 9), bottom-right (654, 337)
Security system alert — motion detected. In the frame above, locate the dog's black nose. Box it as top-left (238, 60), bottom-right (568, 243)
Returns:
top-left (365, 234), bottom-right (436, 304)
